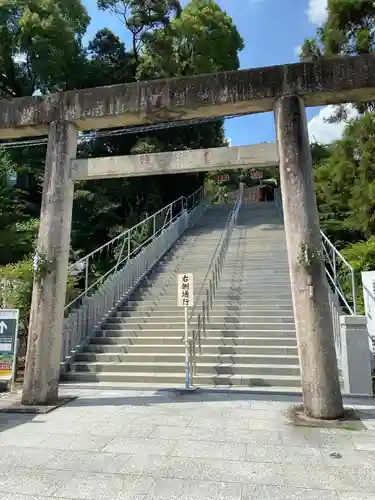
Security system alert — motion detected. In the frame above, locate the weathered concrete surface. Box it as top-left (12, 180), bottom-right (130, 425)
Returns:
top-left (1, 54), bottom-right (375, 139)
top-left (1, 387), bottom-right (375, 498)
top-left (71, 143), bottom-right (278, 181)
top-left (21, 121), bottom-right (77, 406)
top-left (274, 95), bottom-right (344, 419)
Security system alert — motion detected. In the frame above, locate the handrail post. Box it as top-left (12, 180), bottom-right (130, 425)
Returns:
top-left (333, 250), bottom-right (337, 285)
top-left (351, 270), bottom-right (357, 315)
top-left (184, 305), bottom-right (191, 389)
top-left (84, 256), bottom-right (89, 296)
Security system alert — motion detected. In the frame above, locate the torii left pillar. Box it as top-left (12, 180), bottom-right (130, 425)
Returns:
top-left (22, 121), bottom-right (77, 406)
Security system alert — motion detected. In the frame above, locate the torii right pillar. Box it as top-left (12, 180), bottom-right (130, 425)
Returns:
top-left (274, 95), bottom-right (344, 419)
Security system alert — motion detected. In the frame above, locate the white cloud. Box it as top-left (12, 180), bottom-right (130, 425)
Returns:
top-left (307, 0), bottom-right (327, 25)
top-left (308, 104), bottom-right (359, 144)
top-left (294, 45), bottom-right (302, 57)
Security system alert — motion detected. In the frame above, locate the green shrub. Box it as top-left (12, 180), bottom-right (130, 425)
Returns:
top-left (340, 237), bottom-right (375, 314)
top-left (0, 257), bottom-right (78, 350)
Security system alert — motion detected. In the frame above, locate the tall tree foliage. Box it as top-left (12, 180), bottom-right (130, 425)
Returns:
top-left (0, 0), bottom-right (90, 97)
top-left (0, 0), bottom-right (244, 265)
top-left (314, 114), bottom-right (375, 244)
top-left (138, 0), bottom-right (244, 78)
top-left (300, 0), bottom-right (375, 121)
top-left (97, 0), bottom-right (182, 71)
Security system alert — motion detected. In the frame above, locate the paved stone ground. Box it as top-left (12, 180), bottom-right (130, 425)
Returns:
top-left (0, 386), bottom-right (375, 500)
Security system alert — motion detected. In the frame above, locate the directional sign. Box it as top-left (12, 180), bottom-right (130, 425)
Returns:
top-left (0, 309), bottom-right (19, 382)
top-left (177, 273), bottom-right (194, 308)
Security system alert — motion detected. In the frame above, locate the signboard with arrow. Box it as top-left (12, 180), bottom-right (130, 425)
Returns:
top-left (0, 309), bottom-right (19, 383)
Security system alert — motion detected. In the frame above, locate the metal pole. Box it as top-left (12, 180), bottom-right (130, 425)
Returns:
top-left (333, 251), bottom-right (337, 285)
top-left (128, 230), bottom-right (131, 259)
top-left (153, 214), bottom-right (156, 238)
top-left (351, 270), bottom-right (357, 315)
top-left (10, 337), bottom-right (19, 393)
top-left (84, 256), bottom-right (89, 295)
top-left (184, 306), bottom-right (190, 389)
top-left (3, 279), bottom-right (7, 308)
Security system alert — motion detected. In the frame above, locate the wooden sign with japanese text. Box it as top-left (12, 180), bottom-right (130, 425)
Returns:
top-left (177, 274), bottom-right (194, 308)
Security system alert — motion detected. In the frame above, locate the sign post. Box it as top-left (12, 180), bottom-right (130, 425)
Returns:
top-left (177, 273), bottom-right (194, 389)
top-left (0, 309), bottom-right (19, 390)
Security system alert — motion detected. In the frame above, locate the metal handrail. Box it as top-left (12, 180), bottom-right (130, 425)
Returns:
top-left (274, 188), bottom-right (357, 315)
top-left (65, 187), bottom-right (204, 313)
top-left (321, 231), bottom-right (357, 314)
top-left (187, 183), bottom-right (244, 383)
top-left (61, 193), bottom-right (207, 367)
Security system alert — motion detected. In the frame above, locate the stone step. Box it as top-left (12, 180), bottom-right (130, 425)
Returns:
top-left (83, 344), bottom-right (298, 355)
top-left (98, 329), bottom-right (296, 337)
top-left (113, 314), bottom-right (295, 323)
top-left (116, 311), bottom-right (295, 319)
top-left (89, 335), bottom-right (297, 346)
top-left (71, 361), bottom-right (300, 377)
top-left (129, 294), bottom-right (293, 301)
top-left (63, 371), bottom-right (301, 388)
top-left (135, 283), bottom-right (292, 293)
top-left (119, 304), bottom-right (294, 311)
top-left (75, 352), bottom-right (300, 366)
top-left (104, 320), bottom-right (296, 331)
top-left (125, 298), bottom-right (293, 305)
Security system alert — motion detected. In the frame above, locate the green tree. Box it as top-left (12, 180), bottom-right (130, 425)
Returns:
top-left (138, 0), bottom-right (244, 79)
top-left (0, 152), bottom-right (38, 265)
top-left (0, 0), bottom-right (90, 97)
top-left (97, 0), bottom-right (181, 71)
top-left (313, 113), bottom-right (375, 244)
top-left (81, 28), bottom-right (135, 88)
top-left (72, 0), bottom-right (243, 258)
top-left (300, 0), bottom-right (375, 121)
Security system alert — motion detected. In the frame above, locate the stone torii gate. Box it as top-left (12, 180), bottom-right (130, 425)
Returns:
top-left (1, 54), bottom-right (375, 418)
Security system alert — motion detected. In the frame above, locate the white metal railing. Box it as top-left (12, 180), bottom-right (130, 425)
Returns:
top-left (61, 188), bottom-right (207, 367)
top-left (361, 282), bottom-right (375, 369)
top-left (321, 232), bottom-right (357, 315)
top-left (274, 188), bottom-right (357, 315)
top-left (329, 287), bottom-right (343, 368)
top-left (66, 187), bottom-right (204, 311)
top-left (186, 183), bottom-right (244, 385)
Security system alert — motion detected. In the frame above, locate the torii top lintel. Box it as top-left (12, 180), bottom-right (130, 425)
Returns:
top-left (0, 54), bottom-right (375, 140)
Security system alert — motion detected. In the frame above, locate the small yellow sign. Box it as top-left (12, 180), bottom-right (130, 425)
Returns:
top-left (0, 355), bottom-right (13, 380)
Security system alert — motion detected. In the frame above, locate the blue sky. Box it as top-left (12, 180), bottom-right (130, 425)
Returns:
top-left (81, 0), bottom-right (346, 146)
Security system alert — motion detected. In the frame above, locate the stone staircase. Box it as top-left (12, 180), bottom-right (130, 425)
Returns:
top-left (66, 200), bottom-right (300, 390)
top-left (192, 202), bottom-right (300, 388)
top-left (66, 204), bottom-right (234, 384)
